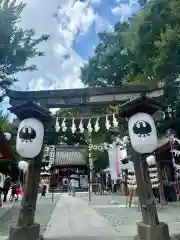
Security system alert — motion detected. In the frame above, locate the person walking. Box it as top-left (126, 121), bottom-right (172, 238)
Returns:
top-left (0, 173), bottom-right (5, 206)
top-left (40, 177), bottom-right (47, 198)
top-left (62, 177), bottom-right (69, 193)
top-left (3, 176), bottom-right (11, 202)
top-left (70, 178), bottom-right (77, 197)
top-left (9, 182), bottom-right (18, 202)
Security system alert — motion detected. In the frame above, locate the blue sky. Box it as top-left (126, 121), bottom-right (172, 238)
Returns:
top-left (0, 0), bottom-right (141, 114)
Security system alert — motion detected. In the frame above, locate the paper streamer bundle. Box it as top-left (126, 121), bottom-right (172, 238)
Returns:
top-left (146, 155), bottom-right (159, 189)
top-left (127, 169), bottom-right (137, 190)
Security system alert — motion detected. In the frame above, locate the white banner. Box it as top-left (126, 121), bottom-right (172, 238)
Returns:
top-left (108, 147), bottom-right (122, 180)
top-left (108, 148), bottom-right (134, 180)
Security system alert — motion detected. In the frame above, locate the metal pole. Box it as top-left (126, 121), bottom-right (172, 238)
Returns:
top-left (88, 167), bottom-right (91, 202)
top-left (88, 133), bottom-right (93, 202)
top-left (52, 145), bottom-right (56, 203)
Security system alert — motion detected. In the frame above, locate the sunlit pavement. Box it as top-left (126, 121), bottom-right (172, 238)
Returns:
top-left (2, 193), bottom-right (180, 239)
top-left (45, 237), bottom-right (133, 240)
top-left (43, 194), bottom-right (126, 240)
top-left (79, 193), bottom-right (180, 238)
top-left (0, 193), bottom-right (60, 238)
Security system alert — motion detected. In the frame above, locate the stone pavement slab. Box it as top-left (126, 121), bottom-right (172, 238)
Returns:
top-left (45, 237), bottom-right (133, 240)
top-left (0, 237), bottom-right (8, 240)
top-left (80, 194), bottom-right (180, 238)
top-left (0, 206), bottom-right (12, 219)
top-left (44, 194), bottom-right (122, 239)
top-left (0, 195), bottom-right (59, 237)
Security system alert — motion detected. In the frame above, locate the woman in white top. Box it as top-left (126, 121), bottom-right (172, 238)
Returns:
top-left (70, 179), bottom-right (77, 196)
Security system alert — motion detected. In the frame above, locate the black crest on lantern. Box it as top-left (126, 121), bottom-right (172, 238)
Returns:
top-left (19, 126), bottom-right (36, 143)
top-left (133, 120), bottom-right (152, 138)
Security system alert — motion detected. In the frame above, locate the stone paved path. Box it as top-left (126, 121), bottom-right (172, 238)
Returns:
top-left (0, 193), bottom-right (59, 239)
top-left (44, 194), bottom-right (124, 240)
top-left (79, 193), bottom-right (180, 238)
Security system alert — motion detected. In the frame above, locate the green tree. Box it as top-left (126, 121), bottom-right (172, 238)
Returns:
top-left (0, 113), bottom-right (12, 132)
top-left (81, 0), bottom-right (180, 136)
top-left (81, 22), bottom-right (136, 87)
top-left (0, 0), bottom-right (49, 101)
top-left (124, 0), bottom-right (180, 135)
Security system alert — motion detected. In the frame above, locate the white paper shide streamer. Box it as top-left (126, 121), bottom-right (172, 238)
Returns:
top-left (55, 117), bottom-right (60, 132)
top-left (172, 149), bottom-right (180, 157)
top-left (127, 169), bottom-right (137, 190)
top-left (94, 118), bottom-right (100, 132)
top-left (170, 137), bottom-right (180, 180)
top-left (146, 155), bottom-right (159, 189)
top-left (71, 118), bottom-right (76, 134)
top-left (54, 113), bottom-right (119, 134)
top-left (79, 119), bottom-right (84, 134)
top-left (87, 119), bottom-right (93, 133)
top-left (105, 116), bottom-right (111, 130)
top-left (113, 114), bottom-right (118, 128)
top-left (126, 155), bottom-right (159, 190)
top-left (61, 118), bottom-right (67, 132)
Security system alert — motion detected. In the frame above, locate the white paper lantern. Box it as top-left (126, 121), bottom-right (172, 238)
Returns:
top-left (16, 118), bottom-right (44, 158)
top-left (128, 112), bottom-right (157, 154)
top-left (4, 132), bottom-right (11, 140)
top-left (146, 155), bottom-right (156, 166)
top-left (18, 160), bottom-right (29, 172)
top-left (122, 136), bottom-right (129, 145)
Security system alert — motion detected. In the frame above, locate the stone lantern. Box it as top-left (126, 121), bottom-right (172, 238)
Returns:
top-left (120, 94), bottom-right (170, 240)
top-left (8, 102), bottom-right (51, 240)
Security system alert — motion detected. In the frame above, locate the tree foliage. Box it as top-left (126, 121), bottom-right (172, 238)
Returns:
top-left (0, 0), bottom-right (49, 100)
top-left (81, 22), bottom-right (133, 86)
top-left (81, 0), bottom-right (180, 136)
top-left (0, 112), bottom-right (12, 132)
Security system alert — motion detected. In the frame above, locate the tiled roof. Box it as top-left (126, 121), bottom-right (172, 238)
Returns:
top-left (157, 136), bottom-right (171, 149)
top-left (54, 146), bottom-right (86, 166)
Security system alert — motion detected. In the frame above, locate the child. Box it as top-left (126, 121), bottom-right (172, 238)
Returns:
top-left (9, 183), bottom-right (18, 202)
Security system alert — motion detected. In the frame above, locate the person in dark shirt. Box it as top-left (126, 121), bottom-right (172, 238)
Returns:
top-left (3, 176), bottom-right (11, 202)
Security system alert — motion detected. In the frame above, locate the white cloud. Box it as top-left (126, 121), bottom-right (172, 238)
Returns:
top-left (7, 0), bottom-right (115, 96)
top-left (111, 6), bottom-right (122, 15)
top-left (95, 14), bottom-right (114, 33)
top-left (57, 0), bottom-right (96, 48)
top-left (111, 0), bottom-right (140, 21)
top-left (10, 0), bottom-right (96, 92)
top-left (90, 0), bottom-right (102, 5)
